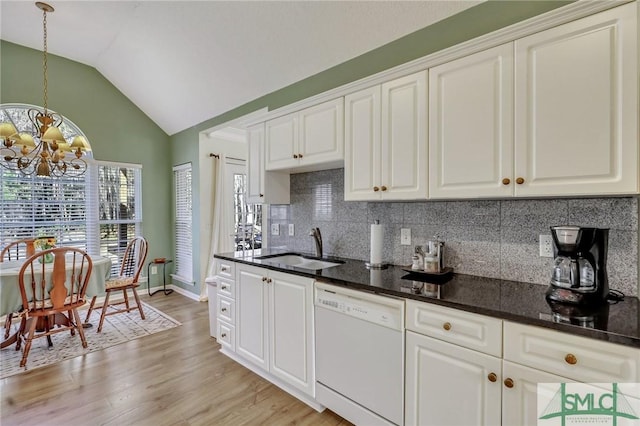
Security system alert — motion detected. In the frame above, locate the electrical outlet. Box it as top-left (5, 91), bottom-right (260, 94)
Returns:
top-left (539, 234), bottom-right (554, 257)
top-left (271, 223), bottom-right (280, 236)
top-left (288, 224), bottom-right (295, 236)
top-left (151, 266), bottom-right (158, 275)
top-left (400, 228), bottom-right (411, 245)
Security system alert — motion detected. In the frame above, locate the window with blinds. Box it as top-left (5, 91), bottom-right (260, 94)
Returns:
top-left (173, 163), bottom-right (193, 284)
top-left (0, 170), bottom-right (88, 251)
top-left (87, 161), bottom-right (142, 276)
top-left (0, 104), bottom-right (142, 270)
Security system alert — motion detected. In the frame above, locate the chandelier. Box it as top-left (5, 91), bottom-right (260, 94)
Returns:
top-left (0, 2), bottom-right (92, 178)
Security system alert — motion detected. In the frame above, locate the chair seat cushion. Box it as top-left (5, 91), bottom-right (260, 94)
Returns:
top-left (105, 276), bottom-right (136, 290)
top-left (29, 296), bottom-right (85, 310)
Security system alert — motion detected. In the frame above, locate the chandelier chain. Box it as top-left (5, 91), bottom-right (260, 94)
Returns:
top-left (42, 7), bottom-right (48, 114)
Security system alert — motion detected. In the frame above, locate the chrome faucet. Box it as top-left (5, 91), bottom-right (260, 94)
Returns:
top-left (309, 227), bottom-right (322, 258)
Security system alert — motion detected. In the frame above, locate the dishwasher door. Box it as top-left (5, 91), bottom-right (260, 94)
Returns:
top-left (315, 283), bottom-right (404, 425)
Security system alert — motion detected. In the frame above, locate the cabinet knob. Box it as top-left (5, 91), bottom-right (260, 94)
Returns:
top-left (504, 378), bottom-right (514, 388)
top-left (298, 153), bottom-right (303, 158)
top-left (259, 193), bottom-right (264, 198)
top-left (221, 333), bottom-right (227, 338)
top-left (502, 178), bottom-right (510, 185)
top-left (262, 277), bottom-right (267, 282)
top-left (373, 186), bottom-right (380, 192)
top-left (221, 266), bottom-right (228, 272)
top-left (221, 307), bottom-right (227, 312)
top-left (221, 285), bottom-right (227, 290)
top-left (488, 373), bottom-right (497, 382)
top-left (516, 177), bottom-right (525, 185)
top-left (293, 154), bottom-right (298, 159)
top-left (267, 278), bottom-right (273, 283)
top-left (443, 322), bottom-right (451, 331)
top-left (565, 353), bottom-right (578, 365)
top-left (381, 186), bottom-right (387, 192)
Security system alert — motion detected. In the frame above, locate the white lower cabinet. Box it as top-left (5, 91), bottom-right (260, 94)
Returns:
top-left (405, 330), bottom-right (502, 426)
top-left (236, 264), bottom-right (316, 397)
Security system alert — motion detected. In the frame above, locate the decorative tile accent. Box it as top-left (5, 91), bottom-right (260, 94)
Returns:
top-left (271, 169), bottom-right (639, 296)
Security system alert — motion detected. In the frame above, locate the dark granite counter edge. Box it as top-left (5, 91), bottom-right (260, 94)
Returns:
top-left (214, 252), bottom-right (640, 349)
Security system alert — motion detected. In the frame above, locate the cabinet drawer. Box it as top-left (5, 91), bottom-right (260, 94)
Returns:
top-left (217, 277), bottom-right (235, 299)
top-left (504, 322), bottom-right (640, 382)
top-left (215, 260), bottom-right (235, 279)
top-left (406, 300), bottom-right (503, 357)
top-left (216, 321), bottom-right (235, 351)
top-left (217, 295), bottom-right (235, 325)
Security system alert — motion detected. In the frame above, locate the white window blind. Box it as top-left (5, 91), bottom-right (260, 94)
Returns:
top-left (173, 163), bottom-right (193, 284)
top-left (87, 161), bottom-right (142, 276)
top-left (0, 170), bottom-right (88, 251)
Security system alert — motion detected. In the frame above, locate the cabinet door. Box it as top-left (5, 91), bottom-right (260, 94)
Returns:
top-left (247, 123), bottom-right (290, 204)
top-left (381, 70), bottom-right (428, 200)
top-left (236, 265), bottom-right (269, 370)
top-left (265, 114), bottom-right (298, 170)
top-left (247, 124), bottom-right (265, 203)
top-left (514, 3), bottom-right (638, 196)
top-left (268, 271), bottom-right (315, 396)
top-left (429, 43), bottom-right (514, 199)
top-left (405, 331), bottom-right (502, 426)
top-left (502, 360), bottom-right (572, 426)
top-left (344, 86), bottom-right (382, 201)
top-left (298, 98), bottom-right (344, 168)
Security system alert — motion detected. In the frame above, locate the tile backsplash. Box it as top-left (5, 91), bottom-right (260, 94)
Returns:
top-left (268, 168), bottom-right (639, 297)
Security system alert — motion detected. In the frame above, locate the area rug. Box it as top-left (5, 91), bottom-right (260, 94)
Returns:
top-left (0, 302), bottom-right (181, 379)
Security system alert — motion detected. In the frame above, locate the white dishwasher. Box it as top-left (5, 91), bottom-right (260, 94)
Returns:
top-left (314, 282), bottom-right (405, 426)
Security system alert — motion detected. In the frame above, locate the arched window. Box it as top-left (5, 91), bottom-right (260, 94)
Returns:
top-left (1, 104), bottom-right (142, 276)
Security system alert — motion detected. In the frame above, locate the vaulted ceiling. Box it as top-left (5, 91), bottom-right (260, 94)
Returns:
top-left (1, 1), bottom-right (482, 135)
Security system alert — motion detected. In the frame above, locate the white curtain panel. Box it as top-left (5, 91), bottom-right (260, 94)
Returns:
top-left (201, 154), bottom-right (233, 301)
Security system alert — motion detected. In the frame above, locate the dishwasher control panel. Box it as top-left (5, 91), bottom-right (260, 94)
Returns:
top-left (315, 285), bottom-right (404, 331)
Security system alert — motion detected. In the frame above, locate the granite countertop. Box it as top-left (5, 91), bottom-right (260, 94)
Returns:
top-left (215, 248), bottom-right (640, 348)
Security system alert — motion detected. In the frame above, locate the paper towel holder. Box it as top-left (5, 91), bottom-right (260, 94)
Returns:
top-left (366, 219), bottom-right (388, 269)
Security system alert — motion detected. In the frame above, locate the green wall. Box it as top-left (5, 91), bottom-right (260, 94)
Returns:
top-left (170, 0), bottom-right (574, 296)
top-left (1, 40), bottom-right (172, 281)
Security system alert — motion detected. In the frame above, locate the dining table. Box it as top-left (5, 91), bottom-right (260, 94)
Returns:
top-left (0, 254), bottom-right (112, 348)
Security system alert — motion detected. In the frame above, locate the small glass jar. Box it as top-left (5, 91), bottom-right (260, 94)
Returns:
top-left (424, 255), bottom-right (439, 273)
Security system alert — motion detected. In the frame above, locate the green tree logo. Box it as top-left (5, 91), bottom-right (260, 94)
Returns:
top-left (539, 383), bottom-right (639, 425)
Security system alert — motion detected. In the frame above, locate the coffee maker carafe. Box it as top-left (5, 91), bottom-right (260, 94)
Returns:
top-left (546, 226), bottom-right (609, 306)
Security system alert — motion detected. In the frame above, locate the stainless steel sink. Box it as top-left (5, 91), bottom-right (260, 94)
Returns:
top-left (257, 254), bottom-right (343, 270)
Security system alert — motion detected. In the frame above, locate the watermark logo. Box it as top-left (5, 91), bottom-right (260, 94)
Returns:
top-left (538, 383), bottom-right (640, 425)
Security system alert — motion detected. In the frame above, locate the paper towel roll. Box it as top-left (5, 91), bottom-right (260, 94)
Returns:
top-left (370, 222), bottom-right (383, 266)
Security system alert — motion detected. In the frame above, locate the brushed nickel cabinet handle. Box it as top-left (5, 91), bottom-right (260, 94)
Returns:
top-left (565, 354), bottom-right (577, 365)
top-left (488, 373), bottom-right (497, 382)
top-left (443, 322), bottom-right (451, 331)
top-left (516, 177), bottom-right (525, 185)
top-left (502, 178), bottom-right (510, 185)
top-left (504, 378), bottom-right (514, 388)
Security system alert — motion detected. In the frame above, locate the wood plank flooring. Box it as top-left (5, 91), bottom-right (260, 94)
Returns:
top-left (0, 293), bottom-right (352, 426)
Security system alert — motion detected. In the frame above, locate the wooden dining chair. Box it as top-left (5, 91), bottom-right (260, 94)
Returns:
top-left (85, 236), bottom-right (148, 332)
top-left (16, 247), bottom-right (93, 368)
top-left (0, 238), bottom-right (37, 262)
top-left (1, 238), bottom-right (37, 341)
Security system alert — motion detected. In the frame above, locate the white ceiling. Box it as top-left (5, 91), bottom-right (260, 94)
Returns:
top-left (1, 1), bottom-right (482, 136)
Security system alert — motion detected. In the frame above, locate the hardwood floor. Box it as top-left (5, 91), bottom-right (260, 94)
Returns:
top-left (0, 293), bottom-right (352, 426)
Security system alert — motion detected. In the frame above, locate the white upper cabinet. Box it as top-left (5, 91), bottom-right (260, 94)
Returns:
top-left (247, 123), bottom-right (290, 204)
top-left (429, 43), bottom-right (514, 199)
top-left (345, 70), bottom-right (428, 201)
top-left (265, 98), bottom-right (344, 172)
top-left (429, 3), bottom-right (637, 199)
top-left (514, 2), bottom-right (638, 197)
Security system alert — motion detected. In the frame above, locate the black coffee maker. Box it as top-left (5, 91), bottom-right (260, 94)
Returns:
top-left (546, 226), bottom-right (609, 307)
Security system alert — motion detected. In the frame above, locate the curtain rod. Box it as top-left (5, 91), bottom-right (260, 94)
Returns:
top-left (209, 153), bottom-right (244, 161)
